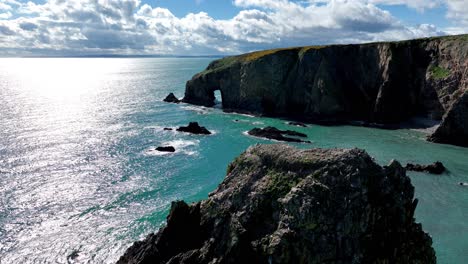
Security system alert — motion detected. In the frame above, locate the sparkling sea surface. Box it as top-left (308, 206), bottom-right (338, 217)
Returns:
top-left (0, 58), bottom-right (467, 263)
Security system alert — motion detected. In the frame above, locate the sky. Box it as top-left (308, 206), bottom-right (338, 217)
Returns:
top-left (0, 0), bottom-right (466, 56)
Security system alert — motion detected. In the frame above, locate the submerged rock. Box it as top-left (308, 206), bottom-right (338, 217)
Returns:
top-left (177, 122), bottom-right (211, 135)
top-left (287, 121), bottom-right (307, 127)
top-left (118, 144), bottom-right (436, 264)
top-left (163, 93), bottom-right (180, 103)
top-left (248, 126), bottom-right (310, 143)
top-left (163, 128), bottom-right (173, 131)
top-left (406, 162), bottom-right (446, 174)
top-left (156, 146), bottom-right (176, 153)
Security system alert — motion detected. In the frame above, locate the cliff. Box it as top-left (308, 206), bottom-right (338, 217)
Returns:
top-left (182, 35), bottom-right (468, 146)
top-left (118, 144), bottom-right (436, 264)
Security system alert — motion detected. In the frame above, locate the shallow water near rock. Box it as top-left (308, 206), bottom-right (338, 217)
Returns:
top-left (0, 58), bottom-right (467, 263)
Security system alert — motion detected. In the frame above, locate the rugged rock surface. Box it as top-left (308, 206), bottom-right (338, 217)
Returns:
top-left (406, 161), bottom-right (446, 174)
top-left (248, 126), bottom-right (310, 143)
top-left (118, 144), bottom-right (436, 264)
top-left (428, 90), bottom-right (468, 147)
top-left (176, 122), bottom-right (211, 135)
top-left (156, 146), bottom-right (176, 153)
top-left (182, 35), bottom-right (467, 146)
top-left (163, 93), bottom-right (180, 103)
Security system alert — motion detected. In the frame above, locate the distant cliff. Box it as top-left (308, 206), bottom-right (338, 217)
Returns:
top-left (118, 144), bottom-right (436, 264)
top-left (182, 35), bottom-right (468, 147)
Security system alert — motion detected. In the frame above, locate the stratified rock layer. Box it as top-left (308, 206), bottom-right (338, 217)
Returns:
top-left (183, 35), bottom-right (468, 146)
top-left (118, 144), bottom-right (436, 264)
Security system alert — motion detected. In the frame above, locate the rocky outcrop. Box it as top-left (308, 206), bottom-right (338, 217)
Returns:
top-left (176, 122), bottom-right (211, 135)
top-left (428, 90), bottom-right (468, 147)
top-left (248, 126), bottom-right (310, 143)
top-left (118, 144), bottom-right (436, 264)
top-left (406, 161), bottom-right (446, 174)
top-left (182, 35), bottom-right (468, 146)
top-left (163, 93), bottom-right (180, 103)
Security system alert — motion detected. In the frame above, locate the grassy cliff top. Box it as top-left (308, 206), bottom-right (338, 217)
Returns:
top-left (198, 34), bottom-right (467, 76)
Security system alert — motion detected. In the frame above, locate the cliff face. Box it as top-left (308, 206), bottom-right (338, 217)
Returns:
top-left (183, 35), bottom-right (468, 146)
top-left (429, 90), bottom-right (468, 146)
top-left (118, 144), bottom-right (436, 264)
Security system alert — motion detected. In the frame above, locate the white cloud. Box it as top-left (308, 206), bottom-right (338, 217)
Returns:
top-left (446, 0), bottom-right (468, 25)
top-left (0, 0), bottom-right (464, 56)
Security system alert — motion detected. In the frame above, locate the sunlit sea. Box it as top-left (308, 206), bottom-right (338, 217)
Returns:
top-left (0, 58), bottom-right (467, 263)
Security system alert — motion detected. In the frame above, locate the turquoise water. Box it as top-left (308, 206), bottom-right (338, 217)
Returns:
top-left (0, 58), bottom-right (467, 263)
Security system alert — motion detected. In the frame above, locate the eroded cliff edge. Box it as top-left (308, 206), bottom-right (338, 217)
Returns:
top-left (183, 35), bottom-right (468, 146)
top-left (118, 144), bottom-right (436, 264)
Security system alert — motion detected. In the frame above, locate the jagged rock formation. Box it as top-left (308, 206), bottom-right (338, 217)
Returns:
top-left (428, 90), bottom-right (468, 147)
top-left (118, 144), bottom-right (436, 264)
top-left (182, 35), bottom-right (468, 146)
top-left (163, 93), bottom-right (180, 103)
top-left (406, 161), bottom-right (446, 174)
top-left (248, 126), bottom-right (310, 143)
top-left (176, 122), bottom-right (211, 135)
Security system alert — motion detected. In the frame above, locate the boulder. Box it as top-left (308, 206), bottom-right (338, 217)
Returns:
top-left (406, 162), bottom-right (446, 174)
top-left (156, 146), bottom-right (176, 153)
top-left (177, 122), bottom-right (211, 135)
top-left (248, 126), bottom-right (310, 143)
top-left (118, 145), bottom-right (436, 264)
top-left (163, 93), bottom-right (180, 103)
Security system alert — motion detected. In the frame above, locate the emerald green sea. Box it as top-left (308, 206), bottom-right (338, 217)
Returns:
top-left (0, 58), bottom-right (467, 263)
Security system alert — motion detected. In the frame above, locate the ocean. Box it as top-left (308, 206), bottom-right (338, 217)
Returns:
top-left (0, 58), bottom-right (467, 263)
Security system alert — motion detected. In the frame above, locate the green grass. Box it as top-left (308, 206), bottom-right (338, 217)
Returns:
top-left (430, 65), bottom-right (451, 80)
top-left (198, 34), bottom-right (466, 76)
top-left (265, 170), bottom-right (298, 198)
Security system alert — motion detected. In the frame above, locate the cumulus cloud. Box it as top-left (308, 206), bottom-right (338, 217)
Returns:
top-left (0, 0), bottom-right (464, 56)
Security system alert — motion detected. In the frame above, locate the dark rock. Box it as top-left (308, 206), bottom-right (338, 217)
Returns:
top-left (288, 121), bottom-right (307, 127)
top-left (176, 122), bottom-right (211, 135)
top-left (156, 146), bottom-right (176, 152)
top-left (406, 161), bottom-right (446, 174)
top-left (163, 93), bottom-right (180, 103)
top-left (67, 250), bottom-right (80, 261)
top-left (248, 126), bottom-right (310, 143)
top-left (163, 128), bottom-right (173, 131)
top-left (118, 145), bottom-right (436, 264)
top-left (182, 35), bottom-right (467, 147)
top-left (428, 91), bottom-right (468, 147)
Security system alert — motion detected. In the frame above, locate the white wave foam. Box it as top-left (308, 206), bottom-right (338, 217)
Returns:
top-left (181, 105), bottom-right (211, 114)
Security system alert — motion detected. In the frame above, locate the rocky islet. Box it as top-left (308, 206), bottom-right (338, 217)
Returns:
top-left (118, 145), bottom-right (436, 264)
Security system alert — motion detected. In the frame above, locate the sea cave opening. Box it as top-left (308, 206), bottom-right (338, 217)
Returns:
top-left (213, 89), bottom-right (223, 109)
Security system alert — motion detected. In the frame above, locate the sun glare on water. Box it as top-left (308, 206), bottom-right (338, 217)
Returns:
top-left (7, 58), bottom-right (124, 99)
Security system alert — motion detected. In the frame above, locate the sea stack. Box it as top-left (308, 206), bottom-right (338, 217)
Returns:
top-left (163, 93), bottom-right (181, 103)
top-left (176, 122), bottom-right (212, 135)
top-left (118, 144), bottom-right (436, 264)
